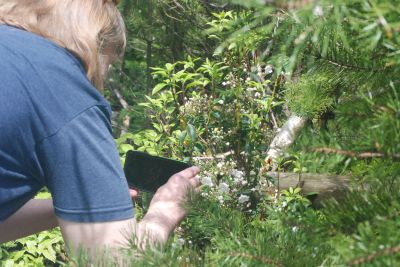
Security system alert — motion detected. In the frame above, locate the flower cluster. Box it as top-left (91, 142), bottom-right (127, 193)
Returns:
top-left (180, 94), bottom-right (209, 118)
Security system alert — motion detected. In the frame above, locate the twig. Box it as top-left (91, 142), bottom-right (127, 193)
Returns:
top-left (112, 88), bottom-right (130, 135)
top-left (348, 245), bottom-right (400, 266)
top-left (313, 147), bottom-right (400, 160)
top-left (229, 252), bottom-right (284, 267)
top-left (314, 55), bottom-right (387, 72)
top-left (193, 151), bottom-right (234, 161)
top-left (113, 88), bottom-right (129, 109)
top-left (270, 110), bottom-right (279, 129)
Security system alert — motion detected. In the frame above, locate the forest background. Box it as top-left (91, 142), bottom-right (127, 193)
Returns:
top-left (1, 0), bottom-right (399, 266)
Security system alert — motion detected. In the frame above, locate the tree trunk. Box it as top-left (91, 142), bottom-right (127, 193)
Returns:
top-left (267, 172), bottom-right (352, 206)
top-left (266, 115), bottom-right (307, 169)
top-left (146, 0), bottom-right (153, 93)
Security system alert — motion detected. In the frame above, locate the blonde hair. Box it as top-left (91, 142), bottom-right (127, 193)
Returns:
top-left (0, 0), bottom-right (126, 90)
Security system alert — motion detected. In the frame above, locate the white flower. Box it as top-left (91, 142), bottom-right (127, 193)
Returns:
top-left (176, 238), bottom-right (185, 246)
top-left (264, 65), bottom-right (273, 74)
top-left (201, 176), bottom-right (213, 187)
top-left (292, 226), bottom-right (298, 233)
top-left (222, 81), bottom-right (227, 86)
top-left (238, 194), bottom-right (250, 203)
top-left (218, 99), bottom-right (224, 105)
top-left (254, 92), bottom-right (261, 98)
top-left (217, 162), bottom-right (224, 168)
top-left (282, 201), bottom-right (287, 208)
top-left (219, 182), bottom-right (230, 193)
top-left (231, 169), bottom-right (244, 179)
top-left (313, 5), bottom-right (324, 17)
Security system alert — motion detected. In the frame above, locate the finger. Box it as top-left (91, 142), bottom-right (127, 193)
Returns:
top-left (189, 176), bottom-right (200, 188)
top-left (175, 166), bottom-right (200, 179)
top-left (129, 188), bottom-right (139, 198)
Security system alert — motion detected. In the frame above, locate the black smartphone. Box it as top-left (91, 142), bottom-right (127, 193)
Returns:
top-left (123, 150), bottom-right (191, 193)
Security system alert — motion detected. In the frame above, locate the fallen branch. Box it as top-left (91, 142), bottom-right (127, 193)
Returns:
top-left (267, 172), bottom-right (352, 205)
top-left (313, 147), bottom-right (400, 160)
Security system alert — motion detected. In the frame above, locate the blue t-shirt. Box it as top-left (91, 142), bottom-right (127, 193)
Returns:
top-left (0, 25), bottom-right (134, 222)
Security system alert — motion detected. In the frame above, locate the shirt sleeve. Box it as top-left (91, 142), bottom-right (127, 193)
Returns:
top-left (36, 105), bottom-right (134, 222)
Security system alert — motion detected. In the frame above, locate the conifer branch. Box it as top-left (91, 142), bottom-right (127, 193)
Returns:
top-left (313, 147), bottom-right (400, 160)
top-left (229, 252), bottom-right (284, 267)
top-left (348, 245), bottom-right (400, 266)
top-left (314, 55), bottom-right (386, 72)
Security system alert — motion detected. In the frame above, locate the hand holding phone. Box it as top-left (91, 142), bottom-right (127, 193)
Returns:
top-left (123, 151), bottom-right (192, 193)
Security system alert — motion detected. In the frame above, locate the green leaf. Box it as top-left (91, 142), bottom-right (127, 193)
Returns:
top-left (25, 241), bottom-right (37, 256)
top-left (120, 144), bottom-right (134, 153)
top-left (294, 188), bottom-right (302, 194)
top-left (306, 192), bottom-right (318, 197)
top-left (228, 42), bottom-right (237, 50)
top-left (10, 250), bottom-right (25, 261)
top-left (4, 260), bottom-right (15, 267)
top-left (41, 246), bottom-right (56, 263)
top-left (179, 131), bottom-right (187, 143)
top-left (152, 83), bottom-right (168, 95)
top-left (187, 124), bottom-right (197, 142)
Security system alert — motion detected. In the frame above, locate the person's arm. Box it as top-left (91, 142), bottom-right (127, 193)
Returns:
top-left (0, 188), bottom-right (139, 244)
top-left (0, 199), bottom-right (58, 243)
top-left (58, 166), bottom-right (200, 258)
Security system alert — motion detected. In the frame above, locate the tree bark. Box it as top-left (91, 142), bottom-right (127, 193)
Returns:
top-left (112, 88), bottom-right (130, 136)
top-left (266, 115), bottom-right (307, 169)
top-left (267, 172), bottom-right (352, 205)
top-left (146, 0), bottom-right (153, 93)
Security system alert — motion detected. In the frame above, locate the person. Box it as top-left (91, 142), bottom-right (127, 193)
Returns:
top-left (0, 0), bottom-right (200, 260)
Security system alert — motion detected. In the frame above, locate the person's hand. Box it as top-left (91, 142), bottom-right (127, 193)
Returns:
top-left (143, 166), bottom-right (200, 230)
top-left (129, 188), bottom-right (139, 199)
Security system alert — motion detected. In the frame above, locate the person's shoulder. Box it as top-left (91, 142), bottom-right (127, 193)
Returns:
top-left (0, 24), bottom-right (84, 75)
top-left (0, 25), bottom-right (110, 138)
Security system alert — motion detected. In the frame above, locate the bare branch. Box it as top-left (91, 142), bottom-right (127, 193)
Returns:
top-left (313, 147), bottom-right (400, 160)
top-left (112, 88), bottom-right (130, 135)
top-left (265, 115), bottom-right (307, 168)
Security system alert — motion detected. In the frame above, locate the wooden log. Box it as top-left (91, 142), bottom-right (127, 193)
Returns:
top-left (267, 172), bottom-right (352, 205)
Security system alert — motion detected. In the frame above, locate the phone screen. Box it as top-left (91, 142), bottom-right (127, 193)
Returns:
top-left (123, 150), bottom-right (191, 193)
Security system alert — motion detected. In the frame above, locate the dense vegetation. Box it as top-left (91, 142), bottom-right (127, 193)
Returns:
top-left (1, 0), bottom-right (399, 266)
